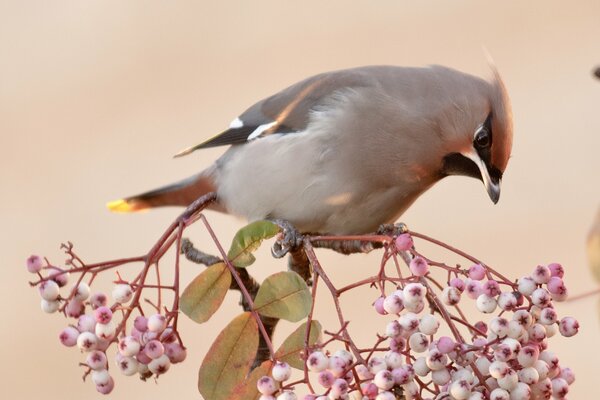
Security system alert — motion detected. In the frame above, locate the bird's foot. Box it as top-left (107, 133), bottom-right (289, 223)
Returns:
top-left (270, 219), bottom-right (303, 259)
top-left (377, 222), bottom-right (409, 236)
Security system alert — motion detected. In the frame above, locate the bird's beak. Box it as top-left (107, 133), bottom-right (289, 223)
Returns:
top-left (463, 151), bottom-right (501, 204)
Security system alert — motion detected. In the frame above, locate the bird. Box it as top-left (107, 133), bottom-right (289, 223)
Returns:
top-left (107, 65), bottom-right (513, 235)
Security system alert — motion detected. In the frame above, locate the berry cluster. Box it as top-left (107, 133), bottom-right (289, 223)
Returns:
top-left (257, 233), bottom-right (578, 399)
top-left (27, 254), bottom-right (186, 394)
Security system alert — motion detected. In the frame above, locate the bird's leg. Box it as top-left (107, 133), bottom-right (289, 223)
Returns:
top-left (376, 222), bottom-right (409, 236)
top-left (270, 219), bottom-right (304, 259)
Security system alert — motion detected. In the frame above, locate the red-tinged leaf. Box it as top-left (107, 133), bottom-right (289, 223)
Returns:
top-left (180, 262), bottom-right (231, 324)
top-left (275, 320), bottom-right (322, 370)
top-left (227, 220), bottom-right (281, 268)
top-left (198, 312), bottom-right (259, 400)
top-left (230, 360), bottom-right (274, 400)
top-left (254, 271), bottom-right (312, 322)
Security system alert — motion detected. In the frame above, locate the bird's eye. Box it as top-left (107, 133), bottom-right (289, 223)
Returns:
top-left (474, 128), bottom-right (491, 148)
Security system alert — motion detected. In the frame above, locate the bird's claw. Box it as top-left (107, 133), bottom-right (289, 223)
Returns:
top-left (270, 219), bottom-right (303, 259)
top-left (377, 222), bottom-right (409, 236)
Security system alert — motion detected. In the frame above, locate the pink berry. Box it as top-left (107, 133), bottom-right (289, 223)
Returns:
top-left (112, 284), bottom-right (133, 304)
top-left (95, 377), bottom-right (114, 395)
top-left (74, 282), bottom-right (91, 301)
top-left (90, 293), bottom-right (108, 309)
top-left (383, 294), bottom-right (404, 314)
top-left (94, 306), bottom-right (113, 324)
top-left (390, 337), bottom-right (406, 352)
top-left (468, 264), bottom-right (486, 281)
top-left (134, 315), bottom-right (149, 332)
top-left (539, 308), bottom-right (558, 325)
top-left (419, 314), bottom-right (440, 335)
top-left (518, 346), bottom-right (539, 368)
top-left (86, 350), bottom-right (108, 370)
top-left (403, 283), bottom-right (426, 304)
top-left (148, 354), bottom-right (171, 375)
top-left (116, 355), bottom-right (138, 376)
top-left (95, 321), bottom-right (116, 340)
top-left (368, 356), bottom-right (387, 374)
top-left (436, 336), bottom-right (455, 354)
top-left (449, 277), bottom-right (465, 292)
top-left (393, 365), bottom-right (413, 385)
top-left (395, 233), bottom-right (413, 251)
top-left (77, 332), bottom-right (98, 352)
top-left (482, 280), bottom-right (501, 297)
top-left (465, 279), bottom-right (483, 299)
top-left (425, 349), bottom-right (448, 370)
top-left (548, 263), bottom-right (564, 278)
top-left (531, 288), bottom-right (552, 307)
top-left (164, 342), bottom-right (187, 363)
top-left (360, 382), bottom-right (378, 397)
top-left (474, 321), bottom-right (488, 334)
top-left (497, 292), bottom-right (518, 311)
top-left (77, 314), bottom-right (96, 333)
top-left (306, 351), bottom-right (328, 372)
top-left (551, 378), bottom-right (569, 398)
top-left (517, 276), bottom-right (537, 296)
top-left (328, 355), bottom-right (346, 378)
top-left (373, 370), bottom-right (394, 390)
top-left (59, 326), bottom-right (79, 347)
top-left (136, 351), bottom-right (152, 365)
top-left (559, 317), bottom-right (579, 337)
top-left (65, 299), bottom-right (85, 318)
top-left (441, 286), bottom-right (461, 305)
top-left (118, 336), bottom-right (141, 357)
top-left (409, 256), bottom-right (429, 276)
top-left (317, 370), bottom-right (335, 388)
top-left (560, 367), bottom-right (575, 384)
top-left (48, 267), bottom-right (69, 287)
top-left (39, 280), bottom-right (60, 301)
top-left (41, 299), bottom-right (60, 313)
top-left (547, 277), bottom-right (567, 295)
top-left (257, 376), bottom-right (277, 395)
top-left (144, 340), bottom-right (165, 359)
top-left (147, 314), bottom-right (167, 333)
top-left (494, 344), bottom-right (513, 362)
top-left (26, 255), bottom-right (43, 273)
top-left (272, 361), bottom-right (292, 382)
top-left (532, 265), bottom-right (551, 284)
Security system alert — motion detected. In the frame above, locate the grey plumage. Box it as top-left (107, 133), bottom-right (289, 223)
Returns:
top-left (109, 65), bottom-right (513, 234)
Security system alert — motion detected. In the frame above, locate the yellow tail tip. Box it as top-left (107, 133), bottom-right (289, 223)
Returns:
top-left (107, 199), bottom-right (141, 213)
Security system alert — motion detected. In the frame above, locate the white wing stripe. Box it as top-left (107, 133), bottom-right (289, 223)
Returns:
top-left (247, 121), bottom-right (277, 141)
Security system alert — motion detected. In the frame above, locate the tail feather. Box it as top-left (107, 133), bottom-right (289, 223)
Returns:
top-left (107, 172), bottom-right (221, 213)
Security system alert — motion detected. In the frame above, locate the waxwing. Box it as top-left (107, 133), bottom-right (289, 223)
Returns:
top-left (108, 65), bottom-right (513, 234)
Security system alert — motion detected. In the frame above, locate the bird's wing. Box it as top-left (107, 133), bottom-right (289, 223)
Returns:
top-left (173, 68), bottom-right (376, 157)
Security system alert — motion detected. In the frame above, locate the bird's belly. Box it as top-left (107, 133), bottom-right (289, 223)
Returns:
top-left (213, 133), bottom-right (427, 234)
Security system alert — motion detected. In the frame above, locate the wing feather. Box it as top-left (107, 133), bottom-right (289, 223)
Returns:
top-left (174, 67), bottom-right (379, 157)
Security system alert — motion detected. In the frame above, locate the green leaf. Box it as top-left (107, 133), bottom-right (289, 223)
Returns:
top-left (227, 220), bottom-right (281, 268)
top-left (180, 262), bottom-right (231, 324)
top-left (275, 320), bottom-right (322, 369)
top-left (230, 360), bottom-right (274, 400)
top-left (254, 271), bottom-right (312, 322)
top-left (198, 312), bottom-right (259, 400)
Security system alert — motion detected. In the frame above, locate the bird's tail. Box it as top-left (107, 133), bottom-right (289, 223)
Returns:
top-left (107, 172), bottom-right (220, 213)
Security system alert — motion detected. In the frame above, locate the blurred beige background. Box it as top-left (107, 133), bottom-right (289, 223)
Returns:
top-left (2, 1), bottom-right (599, 398)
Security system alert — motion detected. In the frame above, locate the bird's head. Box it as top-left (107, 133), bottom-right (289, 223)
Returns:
top-left (439, 66), bottom-right (513, 204)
